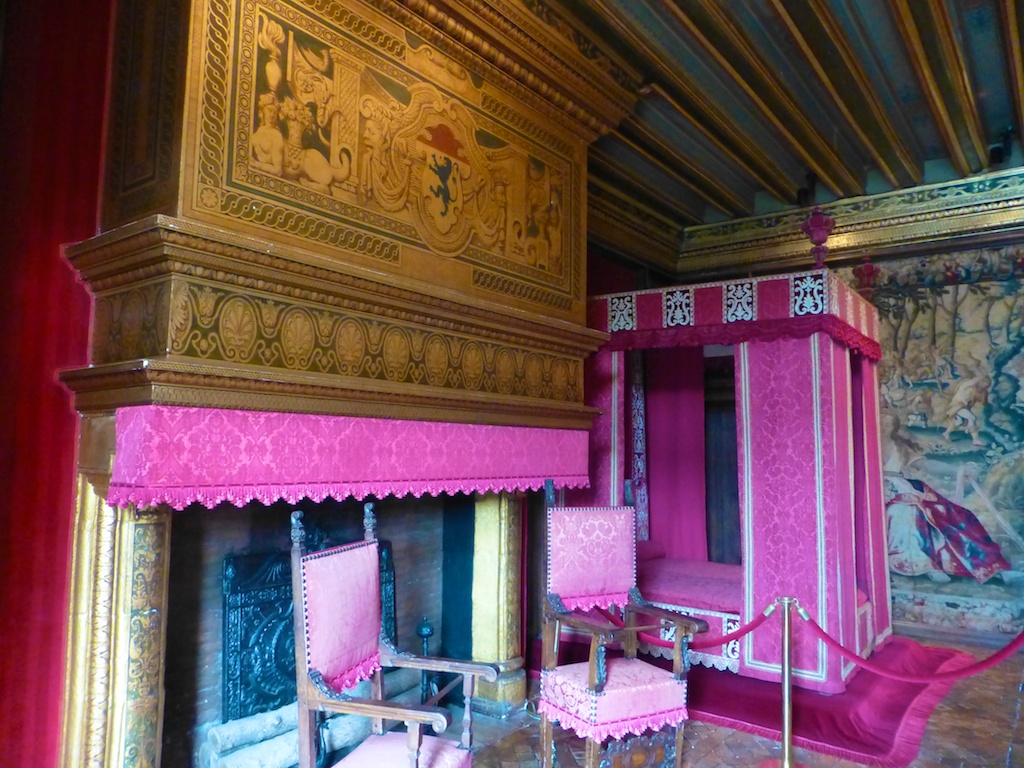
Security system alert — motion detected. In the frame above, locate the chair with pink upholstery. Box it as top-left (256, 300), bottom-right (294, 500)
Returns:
top-left (538, 486), bottom-right (707, 768)
top-left (290, 510), bottom-right (499, 768)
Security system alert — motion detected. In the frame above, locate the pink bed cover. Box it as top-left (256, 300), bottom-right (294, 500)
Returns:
top-left (637, 557), bottom-right (742, 615)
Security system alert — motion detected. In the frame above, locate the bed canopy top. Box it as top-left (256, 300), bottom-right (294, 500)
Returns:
top-left (589, 268), bottom-right (881, 359)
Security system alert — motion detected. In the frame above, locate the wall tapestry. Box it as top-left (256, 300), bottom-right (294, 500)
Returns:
top-left (845, 246), bottom-right (1024, 637)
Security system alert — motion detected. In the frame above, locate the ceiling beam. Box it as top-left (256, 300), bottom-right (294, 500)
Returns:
top-left (583, 0), bottom-right (799, 204)
top-left (667, 0), bottom-right (863, 198)
top-left (1002, 0), bottom-right (1024, 151)
top-left (589, 150), bottom-right (705, 224)
top-left (888, 0), bottom-right (987, 175)
top-left (768, 0), bottom-right (923, 189)
top-left (615, 119), bottom-right (753, 217)
top-left (642, 83), bottom-right (796, 205)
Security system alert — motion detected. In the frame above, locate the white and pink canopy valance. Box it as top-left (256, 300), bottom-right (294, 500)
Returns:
top-left (107, 405), bottom-right (590, 510)
top-left (589, 270), bottom-right (881, 360)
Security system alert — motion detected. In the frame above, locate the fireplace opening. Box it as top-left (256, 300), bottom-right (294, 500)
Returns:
top-left (161, 493), bottom-right (461, 766)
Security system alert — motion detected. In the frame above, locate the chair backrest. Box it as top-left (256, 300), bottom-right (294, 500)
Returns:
top-left (546, 505), bottom-right (637, 611)
top-left (299, 538), bottom-right (382, 692)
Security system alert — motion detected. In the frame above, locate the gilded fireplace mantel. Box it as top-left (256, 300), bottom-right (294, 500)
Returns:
top-left (60, 215), bottom-right (604, 429)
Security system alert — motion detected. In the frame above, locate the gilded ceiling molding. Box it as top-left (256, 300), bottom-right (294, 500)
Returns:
top-left (520, 0), bottom-right (644, 95)
top-left (435, 0), bottom-right (639, 128)
top-left (640, 81), bottom-right (796, 205)
top-left (589, 151), bottom-right (703, 224)
top-left (675, 167), bottom-right (1024, 278)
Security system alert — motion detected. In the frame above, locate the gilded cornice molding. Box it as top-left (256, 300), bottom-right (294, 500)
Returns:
top-left (370, 0), bottom-right (616, 138)
top-left (65, 216), bottom-right (605, 356)
top-left (58, 360), bottom-right (598, 429)
top-left (587, 183), bottom-right (681, 272)
top-left (676, 167), bottom-right (1024, 278)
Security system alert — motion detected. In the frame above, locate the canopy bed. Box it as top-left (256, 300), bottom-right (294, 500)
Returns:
top-left (573, 269), bottom-right (891, 694)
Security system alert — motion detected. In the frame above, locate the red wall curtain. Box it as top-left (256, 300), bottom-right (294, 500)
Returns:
top-left (0, 1), bottom-right (113, 766)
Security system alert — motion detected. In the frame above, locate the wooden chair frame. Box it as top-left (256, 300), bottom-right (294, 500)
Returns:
top-left (290, 510), bottom-right (499, 768)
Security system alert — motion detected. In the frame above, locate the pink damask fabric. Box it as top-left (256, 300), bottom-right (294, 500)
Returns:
top-left (546, 507), bottom-right (635, 610)
top-left (335, 731), bottom-right (470, 768)
top-left (539, 658), bottom-right (687, 741)
top-left (302, 540), bottom-right (381, 693)
top-left (107, 405), bottom-right (589, 509)
top-left (637, 558), bottom-right (742, 614)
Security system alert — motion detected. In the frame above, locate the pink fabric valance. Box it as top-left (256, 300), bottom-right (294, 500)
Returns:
top-left (590, 270), bottom-right (882, 361)
top-left (107, 405), bottom-right (590, 510)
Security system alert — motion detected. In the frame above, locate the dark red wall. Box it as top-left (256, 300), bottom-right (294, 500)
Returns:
top-left (0, 1), bottom-right (112, 765)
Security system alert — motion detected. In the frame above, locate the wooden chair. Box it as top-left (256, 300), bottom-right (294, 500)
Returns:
top-left (538, 495), bottom-right (707, 768)
top-left (290, 510), bottom-right (499, 767)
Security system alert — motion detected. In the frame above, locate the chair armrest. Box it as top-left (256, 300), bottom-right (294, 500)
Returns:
top-left (306, 671), bottom-right (451, 733)
top-left (320, 696), bottom-right (452, 734)
top-left (626, 603), bottom-right (709, 636)
top-left (380, 640), bottom-right (500, 682)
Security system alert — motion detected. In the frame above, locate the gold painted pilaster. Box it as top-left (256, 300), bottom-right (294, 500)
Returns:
top-left (470, 492), bottom-right (526, 717)
top-left (61, 416), bottom-right (172, 768)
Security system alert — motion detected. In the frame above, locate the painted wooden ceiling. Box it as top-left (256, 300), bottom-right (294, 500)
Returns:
top-left (545, 0), bottom-right (1024, 277)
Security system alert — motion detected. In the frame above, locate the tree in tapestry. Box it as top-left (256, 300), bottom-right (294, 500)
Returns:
top-left (845, 246), bottom-right (1024, 637)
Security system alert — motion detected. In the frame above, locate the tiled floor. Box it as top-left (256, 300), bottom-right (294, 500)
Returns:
top-left (469, 640), bottom-right (1024, 767)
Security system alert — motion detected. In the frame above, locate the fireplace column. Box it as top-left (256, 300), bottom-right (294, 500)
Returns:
top-left (60, 415), bottom-right (171, 768)
top-left (470, 492), bottom-right (526, 717)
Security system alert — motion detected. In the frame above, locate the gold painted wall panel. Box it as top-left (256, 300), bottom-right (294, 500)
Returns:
top-left (176, 0), bottom-right (587, 324)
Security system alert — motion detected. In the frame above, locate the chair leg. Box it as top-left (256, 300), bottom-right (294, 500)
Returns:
top-left (296, 705), bottom-right (317, 768)
top-left (675, 722), bottom-right (686, 768)
top-left (584, 737), bottom-right (601, 768)
top-left (539, 712), bottom-right (553, 768)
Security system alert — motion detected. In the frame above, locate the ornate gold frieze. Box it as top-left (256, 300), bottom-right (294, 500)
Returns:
top-left (176, 0), bottom-right (588, 324)
top-left (678, 167), bottom-right (1024, 278)
top-left (93, 278), bottom-right (583, 401)
top-left (99, 0), bottom-right (613, 326)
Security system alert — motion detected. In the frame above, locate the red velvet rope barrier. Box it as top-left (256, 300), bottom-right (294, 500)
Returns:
top-left (595, 606), bottom-right (774, 650)
top-left (800, 611), bottom-right (1024, 684)
top-left (597, 598), bottom-right (1024, 684)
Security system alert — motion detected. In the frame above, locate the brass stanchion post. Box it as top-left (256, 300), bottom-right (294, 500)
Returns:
top-left (759, 597), bottom-right (806, 768)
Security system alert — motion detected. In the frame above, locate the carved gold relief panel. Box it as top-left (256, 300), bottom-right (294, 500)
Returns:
top-left (182, 0), bottom-right (586, 323)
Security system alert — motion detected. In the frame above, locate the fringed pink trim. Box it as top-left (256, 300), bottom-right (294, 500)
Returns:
top-left (323, 652), bottom-right (382, 694)
top-left (871, 649), bottom-right (975, 768)
top-left (537, 700), bottom-right (687, 742)
top-left (108, 476), bottom-right (590, 511)
top-left (560, 593), bottom-right (631, 612)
